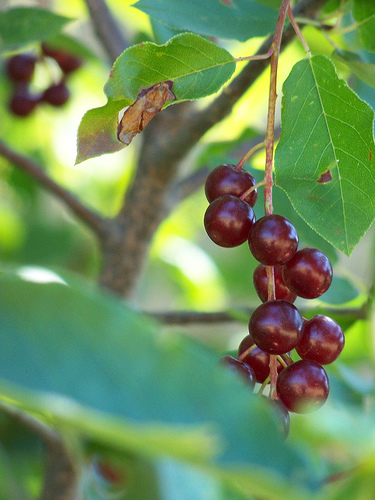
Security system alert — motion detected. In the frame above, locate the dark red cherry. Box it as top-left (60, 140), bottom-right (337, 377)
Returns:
top-left (204, 195), bottom-right (255, 247)
top-left (42, 82), bottom-right (70, 106)
top-left (9, 89), bottom-right (39, 116)
top-left (237, 335), bottom-right (286, 383)
top-left (249, 300), bottom-right (303, 355)
top-left (219, 355), bottom-right (255, 388)
top-left (6, 54), bottom-right (37, 82)
top-left (282, 247), bottom-right (332, 299)
top-left (205, 164), bottom-right (258, 206)
top-left (296, 314), bottom-right (344, 364)
top-left (248, 214), bottom-right (299, 266)
top-left (276, 359), bottom-right (329, 413)
top-left (253, 264), bottom-right (297, 303)
top-left (41, 43), bottom-right (82, 74)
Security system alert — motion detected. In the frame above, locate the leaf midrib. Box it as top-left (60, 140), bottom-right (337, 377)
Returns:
top-left (308, 56), bottom-right (349, 254)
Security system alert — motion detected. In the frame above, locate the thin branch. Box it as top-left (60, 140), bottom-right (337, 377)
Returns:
top-left (146, 303), bottom-right (369, 326)
top-left (0, 403), bottom-right (80, 500)
top-left (0, 140), bottom-right (106, 237)
top-left (84, 0), bottom-right (128, 62)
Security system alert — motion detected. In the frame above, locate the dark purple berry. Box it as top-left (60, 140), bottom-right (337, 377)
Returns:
top-left (6, 54), bottom-right (37, 82)
top-left (249, 300), bottom-right (303, 355)
top-left (42, 82), bottom-right (70, 106)
top-left (42, 43), bottom-right (82, 74)
top-left (219, 355), bottom-right (255, 388)
top-left (248, 214), bottom-right (299, 266)
top-left (296, 314), bottom-right (344, 364)
top-left (253, 264), bottom-right (297, 303)
top-left (238, 335), bottom-right (286, 383)
top-left (9, 89), bottom-right (39, 116)
top-left (276, 359), bottom-right (329, 413)
top-left (205, 164), bottom-right (258, 206)
top-left (204, 195), bottom-right (255, 247)
top-left (282, 247), bottom-right (333, 299)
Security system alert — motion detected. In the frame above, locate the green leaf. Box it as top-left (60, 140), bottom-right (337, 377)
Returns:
top-left (275, 55), bottom-right (375, 256)
top-left (77, 33), bottom-right (235, 162)
top-left (133, 0), bottom-right (278, 42)
top-left (0, 7), bottom-right (71, 51)
top-left (353, 0), bottom-right (375, 52)
top-left (332, 49), bottom-right (375, 89)
top-left (104, 33), bottom-right (235, 102)
top-left (76, 100), bottom-right (128, 164)
top-left (0, 268), bottom-right (319, 497)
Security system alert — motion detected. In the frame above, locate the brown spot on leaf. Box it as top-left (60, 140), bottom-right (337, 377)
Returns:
top-left (117, 80), bottom-right (176, 146)
top-left (317, 169), bottom-right (332, 184)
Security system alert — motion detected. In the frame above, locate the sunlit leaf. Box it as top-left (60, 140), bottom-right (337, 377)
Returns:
top-left (76, 33), bottom-right (235, 162)
top-left (275, 55), bottom-right (375, 255)
top-left (134, 0), bottom-right (278, 42)
top-left (353, 0), bottom-right (375, 52)
top-left (0, 7), bottom-right (71, 51)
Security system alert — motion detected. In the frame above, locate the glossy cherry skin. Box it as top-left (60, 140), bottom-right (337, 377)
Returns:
top-left (282, 247), bottom-right (332, 299)
top-left (219, 355), bottom-right (255, 388)
top-left (237, 335), bottom-right (286, 383)
top-left (6, 54), bottom-right (37, 82)
top-left (205, 164), bottom-right (258, 207)
top-left (296, 314), bottom-right (344, 364)
top-left (42, 82), bottom-right (70, 106)
top-left (276, 359), bottom-right (329, 413)
top-left (249, 300), bottom-right (303, 355)
top-left (248, 214), bottom-right (299, 266)
top-left (204, 195), bottom-right (255, 247)
top-left (253, 264), bottom-right (297, 303)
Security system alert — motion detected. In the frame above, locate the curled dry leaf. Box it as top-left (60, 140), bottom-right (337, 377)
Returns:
top-left (117, 80), bottom-right (176, 145)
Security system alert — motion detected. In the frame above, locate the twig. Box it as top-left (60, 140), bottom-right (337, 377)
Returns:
top-left (146, 304), bottom-right (368, 325)
top-left (0, 140), bottom-right (106, 237)
top-left (263, 0), bottom-right (292, 398)
top-left (0, 403), bottom-right (80, 500)
top-left (84, 0), bottom-right (128, 62)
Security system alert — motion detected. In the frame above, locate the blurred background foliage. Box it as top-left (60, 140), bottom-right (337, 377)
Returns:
top-left (0, 0), bottom-right (375, 498)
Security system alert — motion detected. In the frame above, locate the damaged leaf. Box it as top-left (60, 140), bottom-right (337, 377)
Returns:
top-left (76, 33), bottom-right (235, 162)
top-left (117, 81), bottom-right (176, 145)
top-left (275, 55), bottom-right (375, 256)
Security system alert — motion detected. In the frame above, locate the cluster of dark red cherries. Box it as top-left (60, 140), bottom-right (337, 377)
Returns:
top-left (5, 43), bottom-right (82, 117)
top-left (204, 163), bottom-right (345, 435)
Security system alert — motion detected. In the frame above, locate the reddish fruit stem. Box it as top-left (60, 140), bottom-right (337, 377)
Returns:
top-left (263, 0), bottom-right (292, 398)
top-left (235, 141), bottom-right (265, 170)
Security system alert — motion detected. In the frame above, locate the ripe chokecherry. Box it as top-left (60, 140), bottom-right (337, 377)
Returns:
top-left (9, 89), bottom-right (39, 116)
top-left (42, 82), bottom-right (70, 107)
top-left (276, 359), bottom-right (329, 413)
top-left (249, 300), bottom-right (303, 355)
top-left (204, 195), bottom-right (255, 247)
top-left (6, 54), bottom-right (37, 82)
top-left (296, 314), bottom-right (344, 365)
top-left (219, 355), bottom-right (255, 388)
top-left (282, 247), bottom-right (332, 299)
top-left (205, 163), bottom-right (258, 207)
top-left (41, 43), bottom-right (82, 74)
top-left (238, 335), bottom-right (286, 383)
top-left (248, 214), bottom-right (299, 266)
top-left (253, 264), bottom-right (297, 303)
